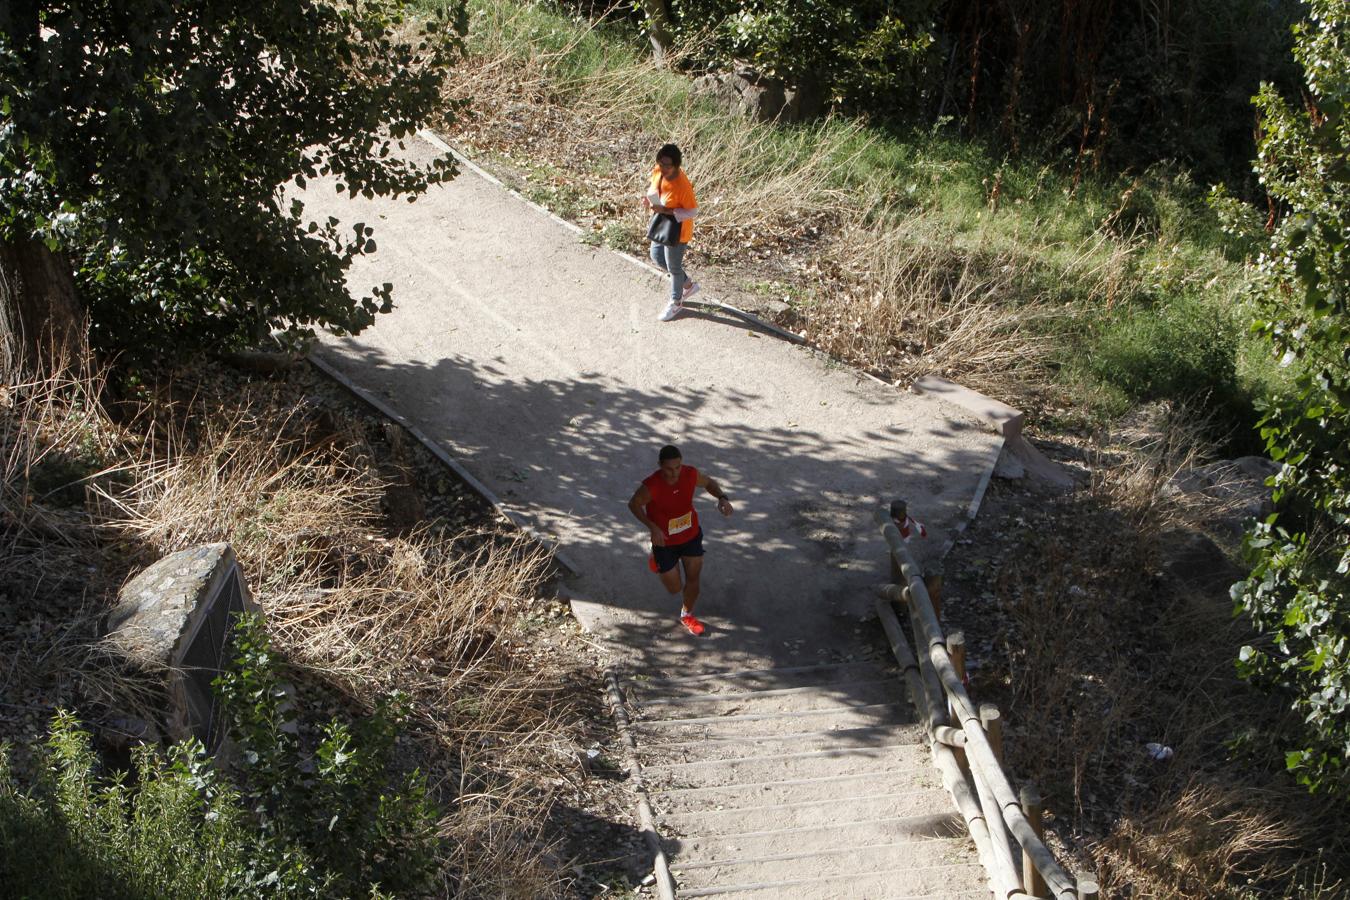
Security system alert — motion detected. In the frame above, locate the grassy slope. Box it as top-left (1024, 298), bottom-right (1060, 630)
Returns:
top-left (426, 0), bottom-right (1286, 445)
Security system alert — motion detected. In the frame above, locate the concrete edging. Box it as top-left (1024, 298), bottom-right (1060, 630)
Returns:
top-left (605, 670), bottom-right (679, 900)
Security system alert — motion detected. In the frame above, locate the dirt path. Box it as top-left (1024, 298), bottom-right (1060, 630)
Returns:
top-left (306, 131), bottom-right (1002, 896)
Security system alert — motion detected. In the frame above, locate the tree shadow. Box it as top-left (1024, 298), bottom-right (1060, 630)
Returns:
top-left (315, 336), bottom-right (1001, 742)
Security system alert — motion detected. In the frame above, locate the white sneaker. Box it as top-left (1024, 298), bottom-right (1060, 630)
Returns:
top-left (657, 299), bottom-right (682, 321)
top-left (682, 281), bottom-right (701, 300)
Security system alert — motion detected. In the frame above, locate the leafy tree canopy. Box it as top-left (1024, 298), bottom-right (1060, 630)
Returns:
top-left (1237, 0), bottom-right (1350, 794)
top-left (0, 0), bottom-right (466, 360)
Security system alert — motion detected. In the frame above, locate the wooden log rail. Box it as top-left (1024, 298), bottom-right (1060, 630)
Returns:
top-left (873, 507), bottom-right (1100, 900)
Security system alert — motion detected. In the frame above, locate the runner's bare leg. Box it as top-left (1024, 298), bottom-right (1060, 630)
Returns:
top-left (658, 565), bottom-right (683, 598)
top-left (680, 556), bottom-right (702, 614)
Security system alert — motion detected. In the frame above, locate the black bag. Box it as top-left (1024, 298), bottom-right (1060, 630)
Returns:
top-left (646, 212), bottom-right (681, 245)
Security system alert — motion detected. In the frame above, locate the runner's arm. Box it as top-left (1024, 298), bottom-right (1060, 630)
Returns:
top-left (696, 472), bottom-right (734, 516)
top-left (628, 485), bottom-right (667, 545)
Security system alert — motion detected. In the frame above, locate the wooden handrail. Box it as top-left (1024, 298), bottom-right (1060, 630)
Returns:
top-left (874, 507), bottom-right (1094, 900)
top-left (875, 592), bottom-right (1007, 892)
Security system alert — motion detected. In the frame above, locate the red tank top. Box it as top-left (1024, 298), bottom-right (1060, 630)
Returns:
top-left (643, 465), bottom-right (700, 546)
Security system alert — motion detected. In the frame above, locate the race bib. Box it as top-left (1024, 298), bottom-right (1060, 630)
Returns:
top-left (667, 511), bottom-right (692, 535)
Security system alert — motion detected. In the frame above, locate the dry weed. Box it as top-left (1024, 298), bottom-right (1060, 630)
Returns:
top-left (4, 363), bottom-right (590, 898)
top-left (952, 413), bottom-right (1350, 897)
top-left (1, 356), bottom-right (128, 683)
top-left (813, 210), bottom-right (1061, 389)
top-left (1088, 401), bottom-right (1213, 524)
top-left (88, 391), bottom-right (386, 574)
top-left (677, 115), bottom-right (862, 245)
top-left (1055, 224), bottom-right (1145, 313)
top-left (1101, 781), bottom-right (1300, 898)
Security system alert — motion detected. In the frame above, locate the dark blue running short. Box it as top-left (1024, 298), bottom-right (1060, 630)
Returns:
top-left (652, 529), bottom-right (704, 573)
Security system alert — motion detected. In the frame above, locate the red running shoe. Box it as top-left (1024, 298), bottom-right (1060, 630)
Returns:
top-left (647, 553), bottom-right (659, 572)
top-left (680, 613), bottom-right (705, 636)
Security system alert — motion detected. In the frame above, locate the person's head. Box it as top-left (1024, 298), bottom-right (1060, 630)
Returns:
top-left (658, 443), bottom-right (682, 482)
top-left (656, 143), bottom-right (682, 177)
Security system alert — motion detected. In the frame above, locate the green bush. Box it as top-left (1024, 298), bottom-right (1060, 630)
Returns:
top-left (0, 615), bottom-right (437, 898)
top-left (669, 0), bottom-right (938, 115)
top-left (0, 714), bottom-right (253, 899)
top-left (1236, 0), bottom-right (1350, 795)
top-left (215, 614), bottom-right (439, 897)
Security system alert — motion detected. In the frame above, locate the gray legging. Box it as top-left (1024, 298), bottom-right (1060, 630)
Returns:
top-left (649, 242), bottom-right (688, 303)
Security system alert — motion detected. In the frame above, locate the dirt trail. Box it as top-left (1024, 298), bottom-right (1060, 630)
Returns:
top-left (306, 131), bottom-right (1001, 896)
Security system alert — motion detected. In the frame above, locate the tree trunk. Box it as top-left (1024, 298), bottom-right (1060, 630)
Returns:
top-left (638, 0), bottom-right (675, 67)
top-left (0, 239), bottom-right (86, 377)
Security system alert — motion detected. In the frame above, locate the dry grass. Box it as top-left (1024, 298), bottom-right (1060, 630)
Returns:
top-left (0, 362), bottom-right (124, 752)
top-left (3, 362), bottom-right (592, 898)
top-left (951, 414), bottom-right (1348, 898)
top-left (809, 211), bottom-right (1061, 390)
top-left (436, 2), bottom-right (1131, 404)
top-left (1100, 781), bottom-right (1308, 897)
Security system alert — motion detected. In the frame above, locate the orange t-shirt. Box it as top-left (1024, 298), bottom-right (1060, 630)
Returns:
top-left (649, 166), bottom-right (697, 244)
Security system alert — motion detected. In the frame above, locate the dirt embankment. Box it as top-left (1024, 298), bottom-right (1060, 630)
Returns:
top-left (1, 358), bottom-right (647, 898)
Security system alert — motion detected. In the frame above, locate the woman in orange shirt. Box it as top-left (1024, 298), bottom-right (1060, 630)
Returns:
top-left (642, 143), bottom-right (700, 322)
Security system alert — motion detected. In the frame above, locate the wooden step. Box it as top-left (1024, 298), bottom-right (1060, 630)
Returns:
top-left (663, 811), bottom-right (969, 862)
top-left (637, 722), bottom-right (924, 764)
top-left (650, 768), bottom-right (943, 813)
top-left (632, 679), bottom-right (908, 721)
top-left (633, 700), bottom-right (915, 741)
top-left (677, 859), bottom-right (988, 899)
top-left (654, 787), bottom-right (949, 836)
top-left (643, 743), bottom-right (929, 791)
top-left (624, 660), bottom-right (898, 703)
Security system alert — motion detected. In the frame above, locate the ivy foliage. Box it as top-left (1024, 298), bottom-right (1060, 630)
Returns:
top-left (214, 614), bottom-right (439, 896)
top-left (667, 0), bottom-right (939, 115)
top-left (0, 0), bottom-right (466, 360)
top-left (1236, 0), bottom-right (1350, 794)
top-left (0, 615), bottom-right (436, 897)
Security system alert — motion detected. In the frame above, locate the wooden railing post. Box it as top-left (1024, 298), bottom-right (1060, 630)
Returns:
top-left (980, 703), bottom-right (1003, 763)
top-left (947, 631), bottom-right (966, 727)
top-left (945, 634), bottom-right (966, 761)
top-left (1076, 873), bottom-right (1100, 899)
top-left (925, 571), bottom-right (944, 622)
top-left (947, 631), bottom-right (966, 683)
top-left (1020, 785), bottom-right (1048, 898)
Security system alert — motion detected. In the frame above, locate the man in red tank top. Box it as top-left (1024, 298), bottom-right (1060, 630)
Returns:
top-left (627, 444), bottom-right (734, 636)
